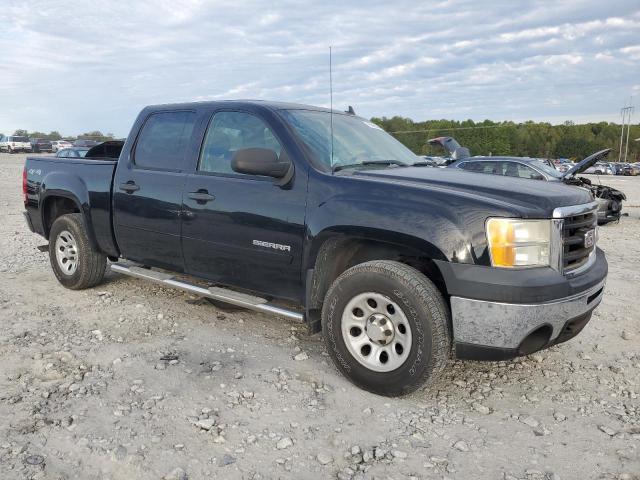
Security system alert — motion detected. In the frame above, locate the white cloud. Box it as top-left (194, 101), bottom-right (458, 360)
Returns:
top-left (0, 0), bottom-right (638, 136)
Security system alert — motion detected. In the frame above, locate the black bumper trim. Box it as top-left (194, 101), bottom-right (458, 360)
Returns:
top-left (23, 211), bottom-right (35, 233)
top-left (435, 248), bottom-right (607, 304)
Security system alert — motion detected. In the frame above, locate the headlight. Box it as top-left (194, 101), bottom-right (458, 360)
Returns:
top-left (486, 218), bottom-right (551, 268)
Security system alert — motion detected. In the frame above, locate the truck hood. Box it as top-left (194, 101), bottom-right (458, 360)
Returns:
top-left (562, 148), bottom-right (611, 179)
top-left (353, 166), bottom-right (593, 215)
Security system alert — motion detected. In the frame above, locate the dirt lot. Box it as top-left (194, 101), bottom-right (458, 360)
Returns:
top-left (0, 153), bottom-right (638, 480)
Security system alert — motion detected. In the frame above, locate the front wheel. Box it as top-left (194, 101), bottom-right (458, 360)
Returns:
top-left (322, 260), bottom-right (450, 396)
top-left (49, 213), bottom-right (107, 289)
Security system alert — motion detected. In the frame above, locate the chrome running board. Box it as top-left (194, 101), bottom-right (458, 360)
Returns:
top-left (110, 263), bottom-right (304, 321)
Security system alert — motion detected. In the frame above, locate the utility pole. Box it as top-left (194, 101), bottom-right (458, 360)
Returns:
top-left (619, 98), bottom-right (634, 162)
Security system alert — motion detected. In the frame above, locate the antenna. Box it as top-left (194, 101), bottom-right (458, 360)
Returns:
top-left (329, 46), bottom-right (334, 169)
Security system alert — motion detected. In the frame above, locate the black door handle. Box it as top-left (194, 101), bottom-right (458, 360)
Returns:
top-left (188, 190), bottom-right (215, 203)
top-left (119, 182), bottom-right (140, 193)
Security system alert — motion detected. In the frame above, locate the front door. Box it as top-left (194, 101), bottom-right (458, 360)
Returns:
top-left (181, 110), bottom-right (307, 301)
top-left (113, 110), bottom-right (197, 271)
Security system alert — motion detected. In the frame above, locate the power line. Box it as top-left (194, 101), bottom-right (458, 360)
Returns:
top-left (387, 123), bottom-right (608, 134)
top-left (389, 124), bottom-right (509, 134)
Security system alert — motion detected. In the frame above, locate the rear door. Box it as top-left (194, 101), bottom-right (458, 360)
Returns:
top-left (181, 109), bottom-right (308, 301)
top-left (113, 110), bottom-right (198, 271)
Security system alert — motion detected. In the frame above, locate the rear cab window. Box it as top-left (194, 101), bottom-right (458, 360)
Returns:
top-left (134, 111), bottom-right (196, 171)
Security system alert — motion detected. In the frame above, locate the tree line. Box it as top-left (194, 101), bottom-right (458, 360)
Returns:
top-left (2, 129), bottom-right (115, 142)
top-left (4, 120), bottom-right (640, 162)
top-left (370, 117), bottom-right (640, 162)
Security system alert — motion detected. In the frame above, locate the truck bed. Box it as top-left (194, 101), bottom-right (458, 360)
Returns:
top-left (24, 156), bottom-right (120, 258)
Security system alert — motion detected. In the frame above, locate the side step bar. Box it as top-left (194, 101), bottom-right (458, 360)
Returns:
top-left (110, 263), bottom-right (304, 322)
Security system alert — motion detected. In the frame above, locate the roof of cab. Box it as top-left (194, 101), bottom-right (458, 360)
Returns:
top-left (142, 99), bottom-right (344, 115)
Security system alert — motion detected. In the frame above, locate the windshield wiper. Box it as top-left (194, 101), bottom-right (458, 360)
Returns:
top-left (332, 159), bottom-right (406, 172)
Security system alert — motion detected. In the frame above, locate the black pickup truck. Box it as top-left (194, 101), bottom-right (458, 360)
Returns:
top-left (23, 101), bottom-right (607, 396)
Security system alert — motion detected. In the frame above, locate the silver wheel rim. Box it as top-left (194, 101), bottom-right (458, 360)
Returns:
top-left (341, 292), bottom-right (413, 372)
top-left (55, 230), bottom-right (79, 275)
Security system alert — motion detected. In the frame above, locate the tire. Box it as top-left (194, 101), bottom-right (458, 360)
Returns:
top-left (49, 213), bottom-right (107, 290)
top-left (7, 146), bottom-right (12, 154)
top-left (322, 260), bottom-right (450, 396)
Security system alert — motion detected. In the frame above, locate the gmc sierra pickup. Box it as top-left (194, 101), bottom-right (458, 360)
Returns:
top-left (23, 101), bottom-right (608, 396)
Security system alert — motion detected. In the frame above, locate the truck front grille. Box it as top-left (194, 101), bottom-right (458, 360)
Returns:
top-left (561, 209), bottom-right (597, 274)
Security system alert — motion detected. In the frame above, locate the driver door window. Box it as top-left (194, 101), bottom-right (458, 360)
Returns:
top-left (198, 111), bottom-right (282, 175)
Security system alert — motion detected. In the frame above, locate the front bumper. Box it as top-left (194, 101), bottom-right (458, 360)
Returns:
top-left (436, 248), bottom-right (608, 360)
top-left (595, 198), bottom-right (622, 223)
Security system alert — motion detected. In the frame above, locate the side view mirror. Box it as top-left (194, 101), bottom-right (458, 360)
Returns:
top-left (231, 148), bottom-right (292, 180)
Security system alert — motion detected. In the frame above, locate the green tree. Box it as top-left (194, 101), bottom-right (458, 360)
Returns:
top-left (371, 117), bottom-right (640, 162)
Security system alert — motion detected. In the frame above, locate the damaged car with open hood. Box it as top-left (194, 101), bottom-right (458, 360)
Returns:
top-left (429, 137), bottom-right (627, 224)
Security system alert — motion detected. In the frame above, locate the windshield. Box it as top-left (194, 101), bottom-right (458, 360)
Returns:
top-left (530, 160), bottom-right (562, 178)
top-left (280, 110), bottom-right (419, 171)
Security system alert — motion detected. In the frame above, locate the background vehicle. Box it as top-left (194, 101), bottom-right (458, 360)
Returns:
top-left (0, 135), bottom-right (32, 153)
top-left (22, 101), bottom-right (608, 396)
top-left (449, 153), bottom-right (625, 224)
top-left (30, 138), bottom-right (53, 153)
top-left (608, 163), bottom-right (625, 175)
top-left (623, 163), bottom-right (640, 176)
top-left (553, 158), bottom-right (573, 174)
top-left (417, 156), bottom-right (438, 167)
top-left (73, 139), bottom-right (100, 147)
top-left (451, 156), bottom-right (556, 180)
top-left (52, 140), bottom-right (73, 152)
top-left (584, 162), bottom-right (613, 175)
top-left (55, 147), bottom-right (90, 158)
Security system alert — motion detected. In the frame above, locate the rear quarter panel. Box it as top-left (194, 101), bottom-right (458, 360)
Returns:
top-left (25, 157), bottom-right (119, 257)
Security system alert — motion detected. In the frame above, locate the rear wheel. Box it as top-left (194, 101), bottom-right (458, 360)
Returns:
top-left (49, 213), bottom-right (107, 289)
top-left (322, 260), bottom-right (450, 396)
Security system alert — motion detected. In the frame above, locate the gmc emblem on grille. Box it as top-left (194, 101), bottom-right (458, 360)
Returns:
top-left (584, 229), bottom-right (595, 249)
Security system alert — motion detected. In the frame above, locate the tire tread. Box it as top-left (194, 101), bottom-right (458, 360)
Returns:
top-left (322, 260), bottom-right (451, 396)
top-left (49, 213), bottom-right (107, 290)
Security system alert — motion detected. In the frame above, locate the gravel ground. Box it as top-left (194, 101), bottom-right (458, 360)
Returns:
top-left (0, 152), bottom-right (638, 480)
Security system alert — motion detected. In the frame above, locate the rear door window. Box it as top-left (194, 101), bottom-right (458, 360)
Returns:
top-left (465, 161), bottom-right (497, 174)
top-left (134, 111), bottom-right (196, 171)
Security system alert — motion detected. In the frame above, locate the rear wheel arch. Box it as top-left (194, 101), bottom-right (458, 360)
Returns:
top-left (41, 194), bottom-right (98, 250)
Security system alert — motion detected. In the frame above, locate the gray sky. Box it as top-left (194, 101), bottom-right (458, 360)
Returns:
top-left (1, 0), bottom-right (639, 137)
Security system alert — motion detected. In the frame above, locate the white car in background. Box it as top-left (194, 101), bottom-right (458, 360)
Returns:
top-left (51, 140), bottom-right (73, 152)
top-left (0, 135), bottom-right (32, 153)
top-left (584, 162), bottom-right (613, 175)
